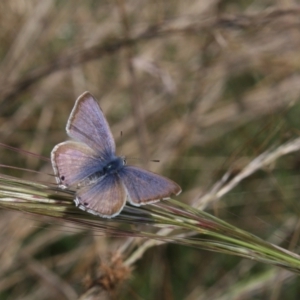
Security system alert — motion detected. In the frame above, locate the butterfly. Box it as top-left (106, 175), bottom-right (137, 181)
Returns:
top-left (51, 92), bottom-right (181, 218)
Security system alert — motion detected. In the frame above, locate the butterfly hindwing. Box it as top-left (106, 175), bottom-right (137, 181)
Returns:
top-left (51, 141), bottom-right (103, 188)
top-left (75, 174), bottom-right (126, 218)
top-left (66, 92), bottom-right (116, 159)
top-left (118, 166), bottom-right (182, 206)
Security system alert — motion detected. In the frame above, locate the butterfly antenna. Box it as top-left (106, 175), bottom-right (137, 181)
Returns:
top-left (126, 157), bottom-right (160, 163)
top-left (118, 132), bottom-right (160, 163)
top-left (120, 131), bottom-right (123, 155)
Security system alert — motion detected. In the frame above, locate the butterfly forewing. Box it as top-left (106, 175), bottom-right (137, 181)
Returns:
top-left (119, 166), bottom-right (182, 205)
top-left (67, 92), bottom-right (116, 158)
top-left (51, 141), bottom-right (102, 188)
top-left (75, 174), bottom-right (126, 218)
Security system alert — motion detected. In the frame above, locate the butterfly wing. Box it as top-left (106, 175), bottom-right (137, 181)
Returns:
top-left (66, 91), bottom-right (116, 159)
top-left (75, 174), bottom-right (126, 218)
top-left (119, 166), bottom-right (181, 206)
top-left (51, 141), bottom-right (103, 188)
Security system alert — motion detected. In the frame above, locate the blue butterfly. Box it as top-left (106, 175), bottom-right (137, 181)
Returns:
top-left (51, 92), bottom-right (181, 218)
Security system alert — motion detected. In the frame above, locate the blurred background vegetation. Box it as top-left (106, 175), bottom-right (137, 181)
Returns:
top-left (1, 0), bottom-right (300, 299)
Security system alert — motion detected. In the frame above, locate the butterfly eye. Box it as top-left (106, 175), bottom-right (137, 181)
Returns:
top-left (61, 175), bottom-right (65, 181)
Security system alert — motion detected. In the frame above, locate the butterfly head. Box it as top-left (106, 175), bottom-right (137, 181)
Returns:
top-left (103, 156), bottom-right (126, 175)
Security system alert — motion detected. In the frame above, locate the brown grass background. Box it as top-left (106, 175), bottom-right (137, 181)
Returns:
top-left (1, 0), bottom-right (300, 299)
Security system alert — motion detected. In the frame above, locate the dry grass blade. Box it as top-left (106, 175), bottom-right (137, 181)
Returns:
top-left (0, 172), bottom-right (300, 275)
top-left (198, 137), bottom-right (300, 209)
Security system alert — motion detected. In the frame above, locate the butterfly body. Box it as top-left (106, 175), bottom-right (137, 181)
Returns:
top-left (74, 156), bottom-right (125, 188)
top-left (51, 92), bottom-right (181, 218)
